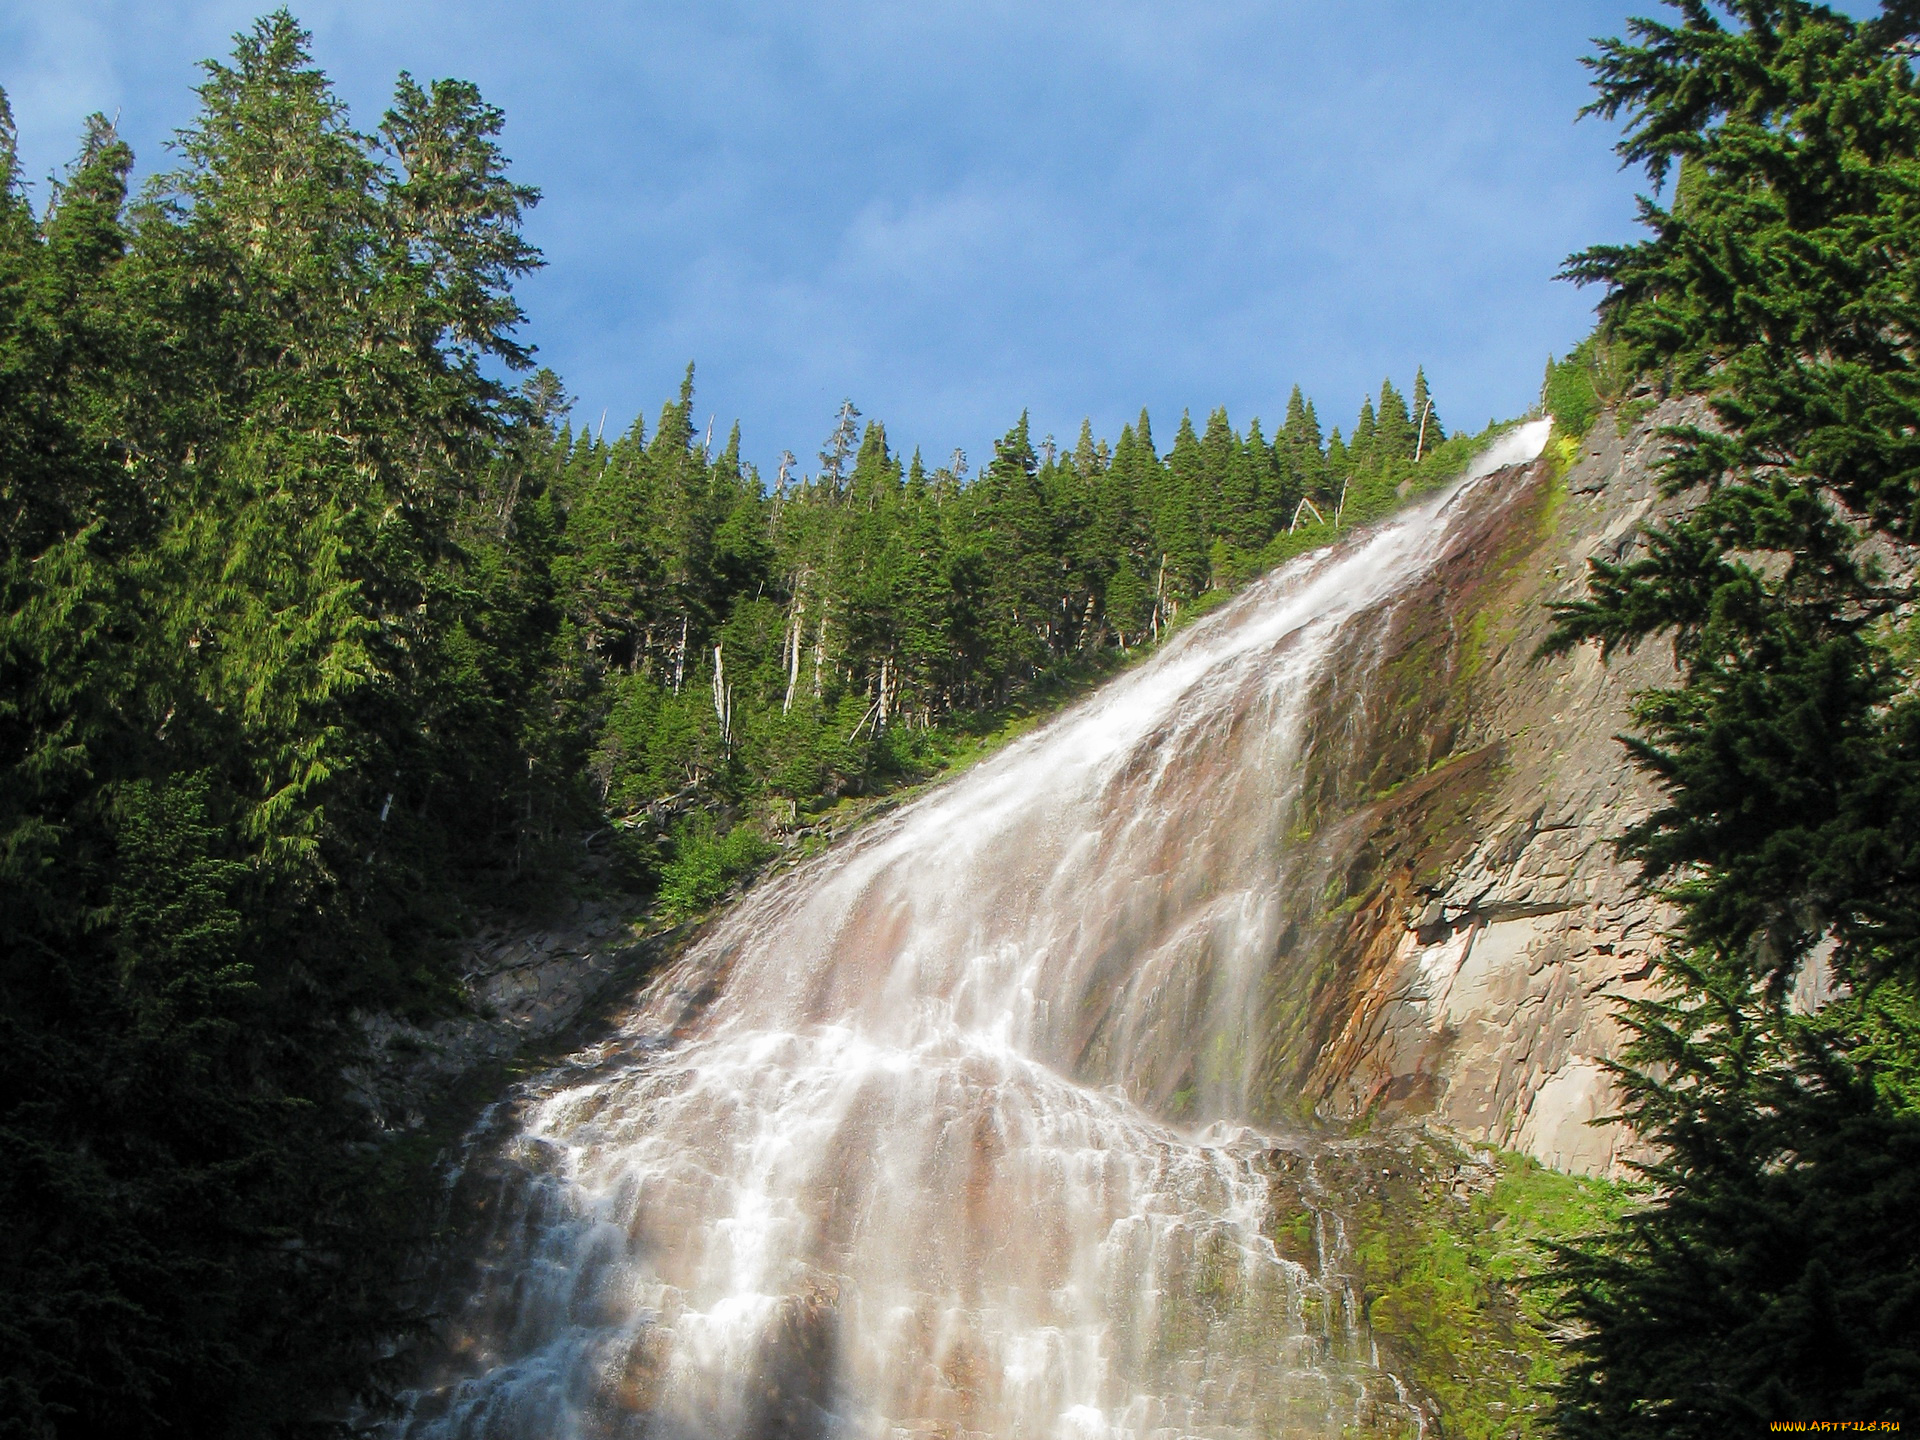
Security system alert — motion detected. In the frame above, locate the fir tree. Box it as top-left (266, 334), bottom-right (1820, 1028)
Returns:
top-left (1374, 378), bottom-right (1415, 463)
top-left (1349, 395), bottom-right (1377, 471)
top-left (1545, 3), bottom-right (1920, 1430)
top-left (1159, 411), bottom-right (1211, 598)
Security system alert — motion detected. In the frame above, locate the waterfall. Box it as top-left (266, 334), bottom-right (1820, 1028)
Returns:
top-left (392, 422), bottom-right (1553, 1440)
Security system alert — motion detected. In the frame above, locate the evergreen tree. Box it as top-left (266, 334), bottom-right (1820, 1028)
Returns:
top-left (1374, 378), bottom-right (1415, 463)
top-left (1545, 3), bottom-right (1920, 1430)
top-left (977, 413), bottom-right (1054, 690)
top-left (1282, 384), bottom-right (1322, 455)
top-left (1349, 396), bottom-right (1378, 473)
top-left (1281, 385), bottom-right (1326, 508)
top-left (1095, 424), bottom-right (1151, 637)
top-left (1071, 416), bottom-right (1102, 480)
top-left (1322, 426), bottom-right (1350, 506)
top-left (819, 396), bottom-right (861, 492)
top-left (1158, 411), bottom-right (1211, 599)
top-left (1410, 366), bottom-right (1445, 456)
top-left (1243, 416), bottom-right (1290, 545)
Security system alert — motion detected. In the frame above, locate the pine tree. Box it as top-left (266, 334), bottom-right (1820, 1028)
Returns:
top-left (1159, 411), bottom-right (1211, 598)
top-left (1072, 416), bottom-right (1101, 480)
top-left (1374, 378), bottom-right (1415, 463)
top-left (1281, 385), bottom-right (1326, 506)
top-left (1282, 384), bottom-right (1322, 455)
top-left (1095, 423), bottom-right (1150, 630)
top-left (1243, 416), bottom-right (1289, 545)
top-left (819, 396), bottom-right (862, 492)
top-left (1349, 396), bottom-right (1377, 472)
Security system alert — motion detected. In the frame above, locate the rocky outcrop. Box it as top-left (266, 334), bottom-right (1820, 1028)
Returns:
top-left (1266, 404), bottom-right (1700, 1175)
top-left (348, 898), bottom-right (657, 1128)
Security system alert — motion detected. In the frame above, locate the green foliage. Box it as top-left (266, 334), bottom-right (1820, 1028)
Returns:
top-left (1547, 961), bottom-right (1920, 1439)
top-left (1543, 350), bottom-right (1599, 441)
top-left (0, 11), bottom-right (564, 1433)
top-left (544, 322), bottom-right (1486, 850)
top-left (1339, 1140), bottom-right (1634, 1439)
top-left (657, 818), bottom-right (778, 921)
top-left (1553, 0), bottom-right (1920, 996)
top-left (1545, 2), bottom-right (1920, 1431)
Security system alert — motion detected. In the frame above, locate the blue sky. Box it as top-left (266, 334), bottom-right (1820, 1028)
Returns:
top-left (7, 2), bottom-right (1691, 475)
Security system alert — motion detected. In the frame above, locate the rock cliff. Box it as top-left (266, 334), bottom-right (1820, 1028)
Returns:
top-left (1255, 403), bottom-right (1696, 1174)
top-left (348, 900), bottom-right (656, 1128)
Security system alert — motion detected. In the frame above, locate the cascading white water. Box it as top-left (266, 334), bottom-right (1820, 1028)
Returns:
top-left (393, 422), bottom-right (1552, 1440)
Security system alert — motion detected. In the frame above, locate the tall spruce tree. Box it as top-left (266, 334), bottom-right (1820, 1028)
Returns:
top-left (1374, 378), bottom-right (1415, 463)
top-left (0, 11), bottom-right (573, 1431)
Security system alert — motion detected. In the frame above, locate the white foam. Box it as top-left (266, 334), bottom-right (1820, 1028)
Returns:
top-left (1463, 415), bottom-right (1553, 482)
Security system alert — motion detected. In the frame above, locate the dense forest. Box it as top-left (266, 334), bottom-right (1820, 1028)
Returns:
top-left (542, 360), bottom-right (1477, 912)
top-left (0, 13), bottom-right (1488, 1435)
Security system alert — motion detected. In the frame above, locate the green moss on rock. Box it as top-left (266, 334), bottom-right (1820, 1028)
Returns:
top-left (1333, 1135), bottom-right (1637, 1439)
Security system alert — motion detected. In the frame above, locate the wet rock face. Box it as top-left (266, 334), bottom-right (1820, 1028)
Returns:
top-left (1276, 404), bottom-right (1698, 1175)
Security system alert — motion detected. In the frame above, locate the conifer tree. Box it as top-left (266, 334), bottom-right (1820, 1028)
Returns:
top-left (1281, 385), bottom-right (1326, 504)
top-left (1544, 3), bottom-right (1920, 1430)
top-left (819, 396), bottom-right (862, 492)
top-left (1282, 384), bottom-right (1322, 455)
top-left (1410, 366), bottom-right (1445, 457)
top-left (1160, 411), bottom-right (1212, 597)
top-left (1, 7), bottom-right (570, 1427)
top-left (1323, 427), bottom-right (1350, 499)
top-left (1243, 416), bottom-right (1289, 544)
top-left (1095, 424), bottom-right (1151, 633)
top-left (978, 413), bottom-right (1054, 687)
top-left (1374, 378), bottom-right (1415, 463)
top-left (1350, 396), bottom-right (1378, 472)
top-left (1072, 416), bottom-right (1101, 480)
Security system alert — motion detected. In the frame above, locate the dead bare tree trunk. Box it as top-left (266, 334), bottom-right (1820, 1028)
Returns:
top-left (782, 588), bottom-right (806, 715)
top-left (712, 644), bottom-right (732, 748)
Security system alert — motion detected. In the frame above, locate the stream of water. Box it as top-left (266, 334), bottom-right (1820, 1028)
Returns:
top-left (391, 422), bottom-right (1552, 1440)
